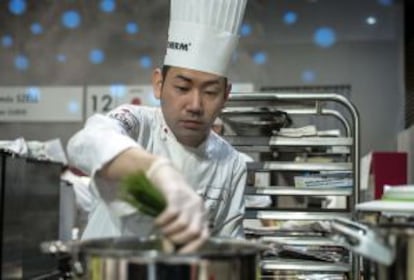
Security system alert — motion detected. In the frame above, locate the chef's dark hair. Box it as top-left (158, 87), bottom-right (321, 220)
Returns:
top-left (161, 65), bottom-right (228, 88)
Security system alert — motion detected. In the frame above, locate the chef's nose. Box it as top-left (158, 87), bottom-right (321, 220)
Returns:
top-left (187, 90), bottom-right (202, 114)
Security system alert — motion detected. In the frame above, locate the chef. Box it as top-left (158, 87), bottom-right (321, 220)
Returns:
top-left (67, 0), bottom-right (248, 253)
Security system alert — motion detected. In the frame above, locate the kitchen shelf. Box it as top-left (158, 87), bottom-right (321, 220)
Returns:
top-left (260, 236), bottom-right (341, 247)
top-left (261, 260), bottom-right (351, 272)
top-left (225, 136), bottom-right (352, 147)
top-left (247, 161), bottom-right (352, 171)
top-left (235, 146), bottom-right (272, 153)
top-left (245, 210), bottom-right (351, 220)
top-left (245, 186), bottom-right (353, 196)
top-left (223, 92), bottom-right (360, 279)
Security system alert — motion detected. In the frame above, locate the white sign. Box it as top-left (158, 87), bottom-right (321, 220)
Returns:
top-left (86, 85), bottom-right (159, 117)
top-left (0, 86), bottom-right (83, 122)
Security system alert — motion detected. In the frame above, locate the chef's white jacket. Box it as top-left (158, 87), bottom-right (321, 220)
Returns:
top-left (67, 105), bottom-right (247, 240)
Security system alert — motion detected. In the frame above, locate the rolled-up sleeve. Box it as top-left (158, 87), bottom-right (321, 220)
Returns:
top-left (67, 105), bottom-right (144, 176)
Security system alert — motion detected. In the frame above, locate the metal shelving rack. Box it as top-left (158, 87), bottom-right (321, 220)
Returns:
top-left (222, 93), bottom-right (360, 279)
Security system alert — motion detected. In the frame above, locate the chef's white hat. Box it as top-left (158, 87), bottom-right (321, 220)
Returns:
top-left (164, 0), bottom-right (248, 77)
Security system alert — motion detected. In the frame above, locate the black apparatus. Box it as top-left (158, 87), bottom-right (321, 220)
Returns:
top-left (0, 151), bottom-right (63, 279)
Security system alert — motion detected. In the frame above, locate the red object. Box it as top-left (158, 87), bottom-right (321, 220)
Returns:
top-left (131, 97), bottom-right (142, 105)
top-left (370, 152), bottom-right (407, 199)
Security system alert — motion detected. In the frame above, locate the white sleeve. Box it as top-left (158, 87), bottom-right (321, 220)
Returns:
top-left (67, 105), bottom-right (145, 176)
top-left (213, 155), bottom-right (246, 238)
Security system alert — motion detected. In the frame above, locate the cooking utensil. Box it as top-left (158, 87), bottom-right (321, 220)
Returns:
top-left (41, 236), bottom-right (262, 280)
top-left (330, 216), bottom-right (414, 280)
top-left (330, 217), bottom-right (394, 266)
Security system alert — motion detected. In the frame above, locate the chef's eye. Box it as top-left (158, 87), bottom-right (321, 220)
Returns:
top-left (204, 89), bottom-right (220, 96)
top-left (175, 86), bottom-right (190, 92)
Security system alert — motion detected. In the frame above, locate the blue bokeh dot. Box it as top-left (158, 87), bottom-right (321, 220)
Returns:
top-left (25, 87), bottom-right (41, 101)
top-left (110, 84), bottom-right (126, 98)
top-left (253, 52), bottom-right (267, 65)
top-left (2, 35), bottom-right (13, 47)
top-left (283, 11), bottom-right (298, 25)
top-left (30, 22), bottom-right (43, 35)
top-left (67, 100), bottom-right (80, 113)
top-left (139, 56), bottom-right (152, 69)
top-left (14, 54), bottom-right (29, 70)
top-left (100, 0), bottom-right (116, 13)
top-left (313, 27), bottom-right (336, 48)
top-left (125, 22), bottom-right (139, 34)
top-left (240, 23), bottom-right (252, 37)
top-left (301, 70), bottom-right (316, 83)
top-left (56, 54), bottom-right (67, 63)
top-left (9, 0), bottom-right (26, 15)
top-left (89, 49), bottom-right (105, 64)
top-left (62, 10), bottom-right (81, 29)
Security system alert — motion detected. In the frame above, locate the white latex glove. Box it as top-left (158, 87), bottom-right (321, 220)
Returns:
top-left (146, 158), bottom-right (209, 253)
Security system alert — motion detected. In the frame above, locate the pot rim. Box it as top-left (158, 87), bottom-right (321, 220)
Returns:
top-left (50, 236), bottom-right (262, 261)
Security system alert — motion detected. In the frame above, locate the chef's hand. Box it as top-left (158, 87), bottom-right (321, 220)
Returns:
top-left (146, 158), bottom-right (209, 253)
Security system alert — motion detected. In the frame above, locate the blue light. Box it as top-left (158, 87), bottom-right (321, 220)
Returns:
top-left (110, 84), bottom-right (126, 98)
top-left (283, 11), bottom-right (298, 25)
top-left (67, 100), bottom-right (80, 113)
top-left (301, 70), bottom-right (316, 83)
top-left (148, 91), bottom-right (161, 107)
top-left (100, 0), bottom-right (116, 13)
top-left (89, 49), bottom-right (105, 64)
top-left (2, 35), bottom-right (13, 47)
top-left (30, 22), bottom-right (43, 35)
top-left (25, 87), bottom-right (41, 101)
top-left (14, 54), bottom-right (29, 70)
top-left (240, 23), bottom-right (251, 37)
top-left (62, 10), bottom-right (81, 29)
top-left (56, 54), bottom-right (67, 63)
top-left (125, 22), bottom-right (139, 34)
top-left (9, 0), bottom-right (26, 15)
top-left (313, 27), bottom-right (336, 48)
top-left (139, 56), bottom-right (152, 69)
top-left (253, 52), bottom-right (267, 65)
top-left (378, 0), bottom-right (393, 6)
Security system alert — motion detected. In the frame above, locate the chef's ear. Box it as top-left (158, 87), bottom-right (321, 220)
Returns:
top-left (152, 68), bottom-right (163, 100)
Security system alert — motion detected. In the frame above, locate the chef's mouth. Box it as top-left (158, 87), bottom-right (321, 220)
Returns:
top-left (180, 120), bottom-right (203, 129)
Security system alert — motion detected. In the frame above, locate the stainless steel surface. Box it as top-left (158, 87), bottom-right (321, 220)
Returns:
top-left (261, 259), bottom-right (350, 272)
top-left (42, 237), bottom-right (261, 280)
top-left (269, 136), bottom-right (353, 146)
top-left (234, 145), bottom-right (271, 153)
top-left (330, 218), bottom-right (394, 266)
top-left (222, 106), bottom-right (352, 136)
top-left (247, 161), bottom-right (352, 171)
top-left (226, 93), bottom-right (361, 278)
top-left (261, 236), bottom-right (342, 247)
top-left (245, 186), bottom-right (353, 196)
top-left (59, 181), bottom-right (77, 241)
top-left (245, 210), bottom-right (351, 220)
top-left (0, 152), bottom-right (62, 279)
top-left (374, 225), bottom-right (414, 280)
top-left (336, 217), bottom-right (414, 280)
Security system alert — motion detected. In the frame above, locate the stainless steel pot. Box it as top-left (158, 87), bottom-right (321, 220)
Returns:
top-left (331, 217), bottom-right (414, 280)
top-left (41, 236), bottom-right (261, 280)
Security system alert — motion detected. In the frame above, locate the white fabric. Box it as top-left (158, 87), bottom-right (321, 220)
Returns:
top-left (67, 105), bottom-right (246, 240)
top-left (61, 170), bottom-right (94, 213)
top-left (164, 0), bottom-right (247, 76)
